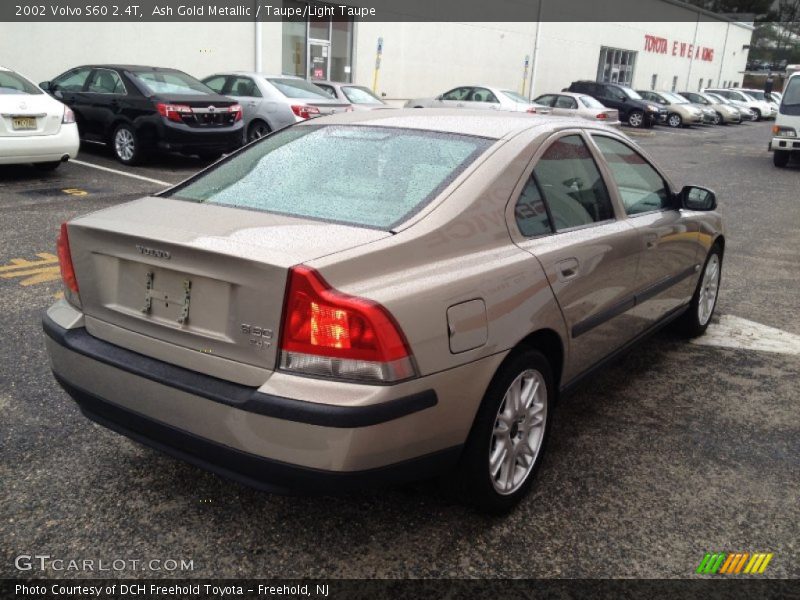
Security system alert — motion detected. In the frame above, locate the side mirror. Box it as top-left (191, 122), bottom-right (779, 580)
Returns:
top-left (39, 81), bottom-right (52, 91)
top-left (680, 185), bottom-right (717, 211)
top-left (435, 94), bottom-right (443, 101)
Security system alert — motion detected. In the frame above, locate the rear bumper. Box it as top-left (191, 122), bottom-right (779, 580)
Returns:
top-left (157, 120), bottom-right (243, 153)
top-left (42, 303), bottom-right (500, 491)
top-left (0, 123), bottom-right (79, 164)
top-left (55, 375), bottom-right (460, 494)
top-left (770, 136), bottom-right (800, 152)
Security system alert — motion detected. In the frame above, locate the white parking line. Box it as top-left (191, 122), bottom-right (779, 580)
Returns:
top-left (692, 315), bottom-right (800, 356)
top-left (70, 159), bottom-right (172, 187)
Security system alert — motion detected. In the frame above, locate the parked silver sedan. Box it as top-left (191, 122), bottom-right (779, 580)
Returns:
top-left (404, 85), bottom-right (550, 114)
top-left (638, 90), bottom-right (705, 127)
top-left (202, 72), bottom-right (352, 142)
top-left (45, 110), bottom-right (724, 513)
top-left (314, 81), bottom-right (392, 111)
top-left (705, 92), bottom-right (755, 121)
top-left (678, 91), bottom-right (742, 124)
top-left (533, 92), bottom-right (620, 126)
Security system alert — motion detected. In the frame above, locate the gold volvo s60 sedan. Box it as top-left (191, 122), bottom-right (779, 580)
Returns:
top-left (44, 110), bottom-right (724, 512)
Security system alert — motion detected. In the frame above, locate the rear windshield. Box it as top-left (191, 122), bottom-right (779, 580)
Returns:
top-left (501, 90), bottom-right (529, 103)
top-left (342, 85), bottom-right (383, 104)
top-left (579, 95), bottom-right (604, 108)
top-left (167, 125), bottom-right (492, 229)
top-left (131, 71), bottom-right (212, 96)
top-left (268, 78), bottom-right (330, 99)
top-left (0, 71), bottom-right (42, 95)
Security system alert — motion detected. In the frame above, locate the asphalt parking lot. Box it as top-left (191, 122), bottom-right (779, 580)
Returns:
top-left (1, 121), bottom-right (798, 579)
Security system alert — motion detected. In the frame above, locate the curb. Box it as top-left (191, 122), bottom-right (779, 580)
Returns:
top-left (625, 129), bottom-right (657, 137)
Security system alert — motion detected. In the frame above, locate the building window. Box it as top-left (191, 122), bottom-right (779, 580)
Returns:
top-left (651, 74), bottom-right (657, 90)
top-left (281, 1), bottom-right (354, 82)
top-left (698, 77), bottom-right (703, 91)
top-left (671, 76), bottom-right (678, 92)
top-left (597, 47), bottom-right (637, 86)
top-left (733, 81), bottom-right (739, 87)
top-left (707, 79), bottom-right (713, 89)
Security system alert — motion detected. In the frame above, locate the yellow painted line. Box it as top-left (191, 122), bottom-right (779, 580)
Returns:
top-left (0, 253), bottom-right (61, 286)
top-left (746, 554), bottom-right (765, 574)
top-left (0, 252), bottom-right (58, 272)
top-left (62, 188), bottom-right (88, 196)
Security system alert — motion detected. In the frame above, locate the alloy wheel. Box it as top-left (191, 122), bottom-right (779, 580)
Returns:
top-left (628, 111), bottom-right (643, 128)
top-left (115, 128), bottom-right (135, 161)
top-left (668, 114), bottom-right (682, 128)
top-left (489, 369), bottom-right (547, 495)
top-left (248, 123), bottom-right (270, 142)
top-left (698, 254), bottom-right (720, 326)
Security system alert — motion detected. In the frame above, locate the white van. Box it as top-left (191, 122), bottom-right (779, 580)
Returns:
top-left (770, 72), bottom-right (800, 167)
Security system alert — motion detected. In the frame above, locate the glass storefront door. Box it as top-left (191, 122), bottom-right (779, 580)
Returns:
top-left (308, 41), bottom-right (331, 80)
top-left (281, 2), bottom-right (353, 83)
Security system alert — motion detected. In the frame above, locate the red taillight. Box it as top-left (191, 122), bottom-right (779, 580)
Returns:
top-left (596, 113), bottom-right (608, 120)
top-left (291, 104), bottom-right (321, 120)
top-left (279, 266), bottom-right (415, 382)
top-left (229, 103), bottom-right (243, 122)
top-left (526, 107), bottom-right (538, 114)
top-left (56, 222), bottom-right (79, 295)
top-left (156, 102), bottom-right (192, 123)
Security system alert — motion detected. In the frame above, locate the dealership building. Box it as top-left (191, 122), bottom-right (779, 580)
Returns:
top-left (2, 1), bottom-right (754, 102)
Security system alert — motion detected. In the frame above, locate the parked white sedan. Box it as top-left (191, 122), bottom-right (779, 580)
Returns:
top-left (404, 85), bottom-right (550, 114)
top-left (0, 66), bottom-right (79, 170)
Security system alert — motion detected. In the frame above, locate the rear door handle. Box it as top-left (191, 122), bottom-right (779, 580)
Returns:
top-left (556, 258), bottom-right (580, 281)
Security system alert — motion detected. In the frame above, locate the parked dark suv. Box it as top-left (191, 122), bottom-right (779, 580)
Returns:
top-left (565, 81), bottom-right (667, 128)
top-left (40, 65), bottom-right (244, 164)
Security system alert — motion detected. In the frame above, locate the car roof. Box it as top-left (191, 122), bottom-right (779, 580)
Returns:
top-left (65, 65), bottom-right (186, 73)
top-left (296, 108), bottom-right (619, 140)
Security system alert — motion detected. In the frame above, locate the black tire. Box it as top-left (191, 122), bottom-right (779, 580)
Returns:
top-left (247, 120), bottom-right (271, 143)
top-left (713, 112), bottom-right (722, 125)
top-left (667, 112), bottom-right (683, 128)
top-left (33, 161), bottom-right (61, 171)
top-left (627, 110), bottom-right (645, 128)
top-left (676, 244), bottom-right (723, 338)
top-left (111, 123), bottom-right (143, 165)
top-left (198, 151), bottom-right (223, 161)
top-left (751, 109), bottom-right (760, 121)
top-left (457, 349), bottom-right (554, 514)
top-left (773, 150), bottom-right (790, 168)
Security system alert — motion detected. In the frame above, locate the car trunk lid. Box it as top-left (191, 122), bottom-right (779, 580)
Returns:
top-left (0, 94), bottom-right (62, 137)
top-left (67, 196), bottom-right (390, 382)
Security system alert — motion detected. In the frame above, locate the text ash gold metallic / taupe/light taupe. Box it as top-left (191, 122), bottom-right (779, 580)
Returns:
top-left (43, 109), bottom-right (724, 512)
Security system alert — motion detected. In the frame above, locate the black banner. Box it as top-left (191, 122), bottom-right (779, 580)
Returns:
top-left (3, 579), bottom-right (800, 600)
top-left (2, 0), bottom-right (762, 23)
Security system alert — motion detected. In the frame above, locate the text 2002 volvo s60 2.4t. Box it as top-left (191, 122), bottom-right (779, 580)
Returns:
top-left (44, 110), bottom-right (724, 512)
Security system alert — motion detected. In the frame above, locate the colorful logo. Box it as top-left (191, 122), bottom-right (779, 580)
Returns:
top-left (696, 552), bottom-right (774, 575)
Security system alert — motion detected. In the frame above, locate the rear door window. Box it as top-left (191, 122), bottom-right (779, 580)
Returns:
top-left (230, 76), bottom-right (261, 98)
top-left (514, 176), bottom-right (553, 237)
top-left (86, 69), bottom-right (126, 94)
top-left (202, 76), bottom-right (227, 94)
top-left (167, 125), bottom-right (492, 230)
top-left (533, 135), bottom-right (615, 230)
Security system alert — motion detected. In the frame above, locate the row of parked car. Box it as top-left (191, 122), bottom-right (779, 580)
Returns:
top-left (0, 62), bottom-right (785, 169)
top-left (0, 64), bottom-right (393, 168)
